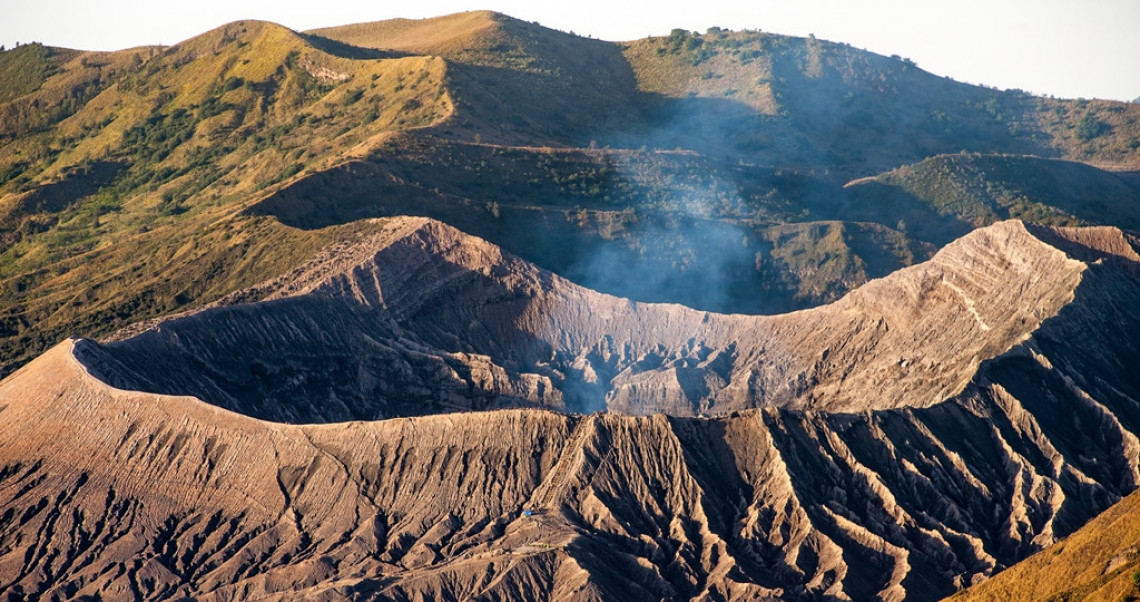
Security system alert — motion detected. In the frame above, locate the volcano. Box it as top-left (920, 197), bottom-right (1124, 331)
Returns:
top-left (2, 219), bottom-right (1140, 600)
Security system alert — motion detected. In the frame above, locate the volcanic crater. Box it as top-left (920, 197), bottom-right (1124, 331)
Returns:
top-left (2, 217), bottom-right (1140, 600)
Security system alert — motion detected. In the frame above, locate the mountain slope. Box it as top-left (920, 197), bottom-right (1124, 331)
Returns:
top-left (313, 11), bottom-right (645, 145)
top-left (0, 42), bottom-right (163, 139)
top-left (945, 490), bottom-right (1140, 601)
top-left (311, 15), bottom-right (1140, 175)
top-left (0, 21), bottom-right (456, 375)
top-left (314, 14), bottom-right (1140, 172)
top-left (620, 29), bottom-right (1140, 173)
top-left (308, 11), bottom-right (501, 55)
top-left (841, 153), bottom-right (1140, 245)
top-left (2, 219), bottom-right (1140, 600)
top-left (1, 20), bottom-right (450, 200)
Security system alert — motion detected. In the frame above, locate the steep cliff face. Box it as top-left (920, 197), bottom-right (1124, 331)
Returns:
top-left (90, 217), bottom-right (1105, 421)
top-left (1, 219), bottom-right (1140, 600)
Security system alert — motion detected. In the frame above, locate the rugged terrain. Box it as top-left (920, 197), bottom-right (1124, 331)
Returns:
top-left (83, 217), bottom-right (1124, 420)
top-left (2, 218), bottom-right (1140, 600)
top-left (3, 10), bottom-right (1140, 601)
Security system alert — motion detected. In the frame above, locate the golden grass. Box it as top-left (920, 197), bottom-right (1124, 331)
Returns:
top-left (623, 32), bottom-right (780, 114)
top-left (949, 491), bottom-right (1140, 601)
top-left (0, 17), bottom-right (460, 374)
top-left (308, 10), bottom-right (499, 54)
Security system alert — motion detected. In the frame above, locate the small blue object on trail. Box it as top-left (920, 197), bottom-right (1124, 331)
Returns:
top-left (523, 509), bottom-right (533, 517)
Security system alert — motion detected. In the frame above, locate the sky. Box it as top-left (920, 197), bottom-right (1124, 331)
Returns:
top-left (2, 0), bottom-right (1138, 102)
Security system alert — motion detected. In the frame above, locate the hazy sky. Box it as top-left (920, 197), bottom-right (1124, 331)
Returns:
top-left (2, 0), bottom-right (1138, 101)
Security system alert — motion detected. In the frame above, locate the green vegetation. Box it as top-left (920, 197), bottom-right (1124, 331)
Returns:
top-left (1075, 112), bottom-right (1109, 141)
top-left (0, 43), bottom-right (64, 103)
top-left (757, 221), bottom-right (930, 305)
top-left (623, 28), bottom-right (1140, 174)
top-left (0, 20), bottom-right (455, 374)
top-left (655, 29), bottom-right (711, 64)
top-left (0, 45), bottom-right (153, 142)
top-left (0, 210), bottom-right (391, 372)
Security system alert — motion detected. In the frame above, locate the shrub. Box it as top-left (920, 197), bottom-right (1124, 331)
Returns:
top-left (343, 89), bottom-right (364, 106)
top-left (1075, 112), bottom-right (1108, 141)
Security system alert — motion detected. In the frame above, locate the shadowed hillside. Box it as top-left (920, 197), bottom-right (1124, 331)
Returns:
top-left (619, 27), bottom-right (1140, 173)
top-left (246, 136), bottom-right (934, 313)
top-left (313, 11), bottom-right (647, 145)
top-left (314, 13), bottom-right (1140, 173)
top-left (841, 154), bottom-right (1140, 245)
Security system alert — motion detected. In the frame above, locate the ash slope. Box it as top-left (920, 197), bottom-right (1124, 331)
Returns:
top-left (1, 221), bottom-right (1140, 600)
top-left (87, 217), bottom-right (1114, 421)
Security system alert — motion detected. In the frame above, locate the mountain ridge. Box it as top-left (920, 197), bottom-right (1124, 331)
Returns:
top-left (1, 218), bottom-right (1140, 599)
top-left (5, 215), bottom-right (1140, 599)
top-left (308, 11), bottom-right (510, 57)
top-left (66, 218), bottom-right (1102, 422)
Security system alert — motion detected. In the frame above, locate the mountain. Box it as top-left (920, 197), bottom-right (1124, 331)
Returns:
top-left (0, 20), bottom-right (455, 375)
top-left (314, 13), bottom-right (1140, 171)
top-left (3, 12), bottom-right (1140, 600)
top-left (311, 11), bottom-right (645, 145)
top-left (3, 218), bottom-right (1140, 600)
top-left (1, 12), bottom-right (1139, 376)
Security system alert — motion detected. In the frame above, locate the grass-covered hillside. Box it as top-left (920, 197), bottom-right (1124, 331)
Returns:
top-left (622, 27), bottom-right (1140, 174)
top-left (0, 20), bottom-right (456, 373)
top-left (315, 14), bottom-right (1140, 174)
top-left (0, 11), bottom-right (1138, 375)
top-left (948, 490), bottom-right (1140, 601)
top-left (314, 11), bottom-right (646, 145)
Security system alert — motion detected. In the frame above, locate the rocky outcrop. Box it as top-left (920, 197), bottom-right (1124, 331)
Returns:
top-left (1, 219), bottom-right (1140, 600)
